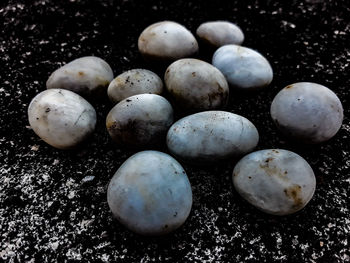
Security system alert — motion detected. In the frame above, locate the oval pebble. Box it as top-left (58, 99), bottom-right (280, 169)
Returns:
top-left (107, 150), bottom-right (193, 235)
top-left (28, 89), bottom-right (96, 149)
top-left (212, 44), bottom-right (273, 90)
top-left (196, 21), bottom-right (244, 48)
top-left (107, 69), bottom-right (163, 104)
top-left (167, 111), bottom-right (259, 163)
top-left (138, 21), bottom-right (198, 62)
top-left (232, 149), bottom-right (316, 215)
top-left (106, 94), bottom-right (173, 148)
top-left (270, 82), bottom-right (344, 143)
top-left (46, 56), bottom-right (114, 98)
top-left (164, 58), bottom-right (229, 112)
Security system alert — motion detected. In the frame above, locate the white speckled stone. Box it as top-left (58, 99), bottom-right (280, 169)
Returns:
top-left (270, 82), bottom-right (344, 143)
top-left (106, 94), bottom-right (173, 148)
top-left (107, 151), bottom-right (193, 235)
top-left (107, 69), bottom-right (163, 104)
top-left (167, 111), bottom-right (259, 163)
top-left (164, 58), bottom-right (229, 112)
top-left (233, 149), bottom-right (316, 215)
top-left (196, 21), bottom-right (244, 47)
top-left (28, 89), bottom-right (96, 149)
top-left (138, 21), bottom-right (198, 62)
top-left (46, 56), bottom-right (114, 98)
top-left (212, 44), bottom-right (273, 90)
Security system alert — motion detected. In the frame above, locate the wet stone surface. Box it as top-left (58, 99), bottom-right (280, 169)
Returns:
top-left (0, 0), bottom-right (349, 262)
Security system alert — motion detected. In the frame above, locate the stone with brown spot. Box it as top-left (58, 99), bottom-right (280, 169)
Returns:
top-left (165, 58), bottom-right (229, 113)
top-left (232, 149), bottom-right (316, 215)
top-left (138, 21), bottom-right (198, 63)
top-left (28, 89), bottom-right (96, 149)
top-left (107, 69), bottom-right (163, 104)
top-left (106, 94), bottom-right (173, 149)
top-left (46, 56), bottom-right (113, 100)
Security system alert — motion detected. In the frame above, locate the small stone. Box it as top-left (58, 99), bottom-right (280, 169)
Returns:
top-left (212, 44), bottom-right (273, 90)
top-left (164, 58), bottom-right (229, 112)
top-left (138, 21), bottom-right (198, 62)
top-left (28, 89), bottom-right (96, 149)
top-left (232, 149), bottom-right (316, 215)
top-left (46, 56), bottom-right (113, 99)
top-left (106, 94), bottom-right (173, 149)
top-left (81, 175), bottom-right (95, 183)
top-left (107, 69), bottom-right (163, 104)
top-left (270, 82), bottom-right (344, 143)
top-left (107, 151), bottom-right (193, 235)
top-left (196, 21), bottom-right (244, 48)
top-left (167, 111), bottom-right (259, 163)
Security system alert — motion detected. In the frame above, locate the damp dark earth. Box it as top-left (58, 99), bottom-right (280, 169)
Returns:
top-left (0, 0), bottom-right (349, 262)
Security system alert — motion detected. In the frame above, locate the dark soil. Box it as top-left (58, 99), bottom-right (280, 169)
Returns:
top-left (0, 0), bottom-right (349, 262)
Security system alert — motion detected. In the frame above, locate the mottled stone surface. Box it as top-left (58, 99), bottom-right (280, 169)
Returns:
top-left (0, 0), bottom-right (349, 262)
top-left (164, 59), bottom-right (229, 112)
top-left (196, 21), bottom-right (244, 48)
top-left (106, 94), bottom-right (173, 149)
top-left (167, 111), bottom-right (258, 163)
top-left (233, 149), bottom-right (316, 215)
top-left (107, 151), bottom-right (192, 236)
top-left (107, 69), bottom-right (163, 104)
top-left (46, 56), bottom-right (114, 99)
top-left (212, 44), bottom-right (273, 90)
top-left (28, 89), bottom-right (97, 149)
top-left (138, 21), bottom-right (198, 62)
top-left (270, 82), bottom-right (344, 143)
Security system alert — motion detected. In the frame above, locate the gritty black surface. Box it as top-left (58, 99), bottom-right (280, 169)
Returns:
top-left (1, 0), bottom-right (349, 262)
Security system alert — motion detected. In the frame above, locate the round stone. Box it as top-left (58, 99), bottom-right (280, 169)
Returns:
top-left (107, 69), bottom-right (163, 104)
top-left (138, 21), bottom-right (198, 62)
top-left (106, 94), bottom-right (173, 148)
top-left (46, 56), bottom-right (114, 99)
top-left (164, 58), bottom-right (229, 112)
top-left (28, 89), bottom-right (96, 149)
top-left (270, 82), bottom-right (343, 143)
top-left (233, 149), bottom-right (316, 215)
top-left (212, 44), bottom-right (273, 90)
top-left (107, 150), bottom-right (193, 235)
top-left (196, 21), bottom-right (244, 48)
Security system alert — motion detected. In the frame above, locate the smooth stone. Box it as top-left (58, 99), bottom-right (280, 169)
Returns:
top-left (196, 21), bottom-right (244, 48)
top-left (232, 149), bottom-right (316, 215)
top-left (106, 94), bottom-right (173, 148)
top-left (164, 58), bottom-right (229, 112)
top-left (166, 111), bottom-right (259, 163)
top-left (46, 56), bottom-right (114, 98)
top-left (28, 89), bottom-right (96, 149)
top-left (107, 69), bottom-right (163, 104)
top-left (107, 150), bottom-right (193, 235)
top-left (138, 21), bottom-right (198, 62)
top-left (212, 44), bottom-right (273, 90)
top-left (270, 82), bottom-right (343, 143)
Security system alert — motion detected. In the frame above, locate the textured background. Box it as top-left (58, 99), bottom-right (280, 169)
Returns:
top-left (0, 0), bottom-right (349, 262)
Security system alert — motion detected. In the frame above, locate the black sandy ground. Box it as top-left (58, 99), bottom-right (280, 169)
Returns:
top-left (0, 0), bottom-right (349, 262)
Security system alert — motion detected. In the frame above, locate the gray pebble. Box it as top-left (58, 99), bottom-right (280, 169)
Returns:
top-left (212, 44), bottom-right (273, 90)
top-left (138, 21), bottom-right (198, 62)
top-left (196, 21), bottom-right (244, 48)
top-left (164, 58), bottom-right (229, 112)
top-left (28, 89), bottom-right (96, 149)
top-left (233, 149), bottom-right (316, 215)
top-left (106, 94), bottom-right (173, 148)
top-left (107, 150), bottom-right (192, 235)
top-left (107, 69), bottom-right (163, 104)
top-left (46, 56), bottom-right (114, 98)
top-left (270, 82), bottom-right (344, 143)
top-left (167, 111), bottom-right (259, 163)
